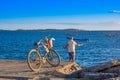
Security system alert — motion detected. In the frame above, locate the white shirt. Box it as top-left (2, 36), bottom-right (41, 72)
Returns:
top-left (68, 40), bottom-right (77, 52)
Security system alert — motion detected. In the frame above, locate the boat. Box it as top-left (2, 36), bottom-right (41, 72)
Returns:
top-left (66, 37), bottom-right (90, 42)
top-left (66, 34), bottom-right (77, 36)
top-left (105, 34), bottom-right (117, 37)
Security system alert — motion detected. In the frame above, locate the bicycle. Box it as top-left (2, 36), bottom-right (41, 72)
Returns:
top-left (27, 36), bottom-right (61, 72)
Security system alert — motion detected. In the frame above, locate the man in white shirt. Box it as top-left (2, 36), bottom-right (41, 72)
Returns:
top-left (63, 37), bottom-right (83, 62)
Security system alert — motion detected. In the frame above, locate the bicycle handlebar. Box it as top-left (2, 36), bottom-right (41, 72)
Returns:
top-left (37, 40), bottom-right (42, 44)
top-left (35, 34), bottom-right (51, 46)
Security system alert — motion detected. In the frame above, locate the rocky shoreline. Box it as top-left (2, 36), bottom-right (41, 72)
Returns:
top-left (0, 59), bottom-right (120, 80)
top-left (67, 59), bottom-right (120, 80)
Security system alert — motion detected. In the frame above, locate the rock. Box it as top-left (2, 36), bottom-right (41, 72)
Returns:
top-left (83, 72), bottom-right (118, 80)
top-left (69, 60), bottom-right (120, 79)
top-left (104, 77), bottom-right (120, 80)
top-left (87, 59), bottom-right (120, 72)
top-left (104, 66), bottom-right (120, 73)
top-left (56, 62), bottom-right (84, 75)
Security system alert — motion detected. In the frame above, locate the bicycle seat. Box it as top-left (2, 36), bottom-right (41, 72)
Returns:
top-left (34, 42), bottom-right (38, 46)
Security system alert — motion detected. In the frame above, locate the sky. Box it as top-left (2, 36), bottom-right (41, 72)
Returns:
top-left (0, 0), bottom-right (120, 30)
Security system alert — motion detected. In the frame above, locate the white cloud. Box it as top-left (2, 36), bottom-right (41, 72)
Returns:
top-left (109, 10), bottom-right (120, 14)
top-left (0, 14), bottom-right (120, 30)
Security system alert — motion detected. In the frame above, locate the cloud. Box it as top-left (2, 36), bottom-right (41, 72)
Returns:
top-left (108, 10), bottom-right (120, 14)
top-left (49, 23), bottom-right (82, 25)
top-left (48, 21), bottom-right (120, 26)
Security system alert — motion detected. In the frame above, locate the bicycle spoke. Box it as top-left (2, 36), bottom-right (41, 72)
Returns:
top-left (46, 49), bottom-right (61, 67)
top-left (27, 49), bottom-right (42, 72)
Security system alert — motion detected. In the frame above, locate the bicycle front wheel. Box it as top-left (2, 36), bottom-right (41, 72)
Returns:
top-left (27, 49), bottom-right (42, 72)
top-left (46, 49), bottom-right (61, 67)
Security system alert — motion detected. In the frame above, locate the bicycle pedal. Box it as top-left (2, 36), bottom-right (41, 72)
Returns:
top-left (33, 59), bottom-right (36, 61)
top-left (42, 58), bottom-right (46, 63)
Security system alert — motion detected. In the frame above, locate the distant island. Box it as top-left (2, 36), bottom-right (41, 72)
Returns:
top-left (0, 29), bottom-right (120, 31)
top-left (0, 28), bottom-right (85, 31)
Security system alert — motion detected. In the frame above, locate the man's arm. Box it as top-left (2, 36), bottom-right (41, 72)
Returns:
top-left (74, 41), bottom-right (83, 46)
top-left (63, 43), bottom-right (68, 49)
top-left (77, 44), bottom-right (83, 46)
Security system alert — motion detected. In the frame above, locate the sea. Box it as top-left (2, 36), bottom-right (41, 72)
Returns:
top-left (0, 30), bottom-right (120, 67)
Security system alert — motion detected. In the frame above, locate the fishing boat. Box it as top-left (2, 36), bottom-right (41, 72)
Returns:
top-left (66, 37), bottom-right (90, 42)
top-left (105, 34), bottom-right (116, 37)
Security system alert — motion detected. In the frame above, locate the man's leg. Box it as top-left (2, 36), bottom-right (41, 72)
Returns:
top-left (71, 52), bottom-right (75, 62)
top-left (73, 52), bottom-right (75, 61)
top-left (69, 52), bottom-right (72, 61)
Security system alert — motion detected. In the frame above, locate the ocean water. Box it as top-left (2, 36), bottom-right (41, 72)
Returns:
top-left (0, 30), bottom-right (120, 67)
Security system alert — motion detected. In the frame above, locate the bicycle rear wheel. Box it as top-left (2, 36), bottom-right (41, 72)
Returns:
top-left (27, 49), bottom-right (42, 72)
top-left (46, 49), bottom-right (61, 67)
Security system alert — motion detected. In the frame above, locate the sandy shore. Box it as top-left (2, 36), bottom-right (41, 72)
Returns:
top-left (0, 60), bottom-right (81, 80)
top-left (1, 60), bottom-right (119, 80)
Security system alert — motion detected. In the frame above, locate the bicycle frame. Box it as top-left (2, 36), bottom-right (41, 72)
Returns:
top-left (35, 40), bottom-right (49, 59)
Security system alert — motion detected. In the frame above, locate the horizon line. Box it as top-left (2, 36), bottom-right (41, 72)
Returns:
top-left (0, 28), bottom-right (120, 31)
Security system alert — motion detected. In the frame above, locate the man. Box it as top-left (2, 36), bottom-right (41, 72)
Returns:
top-left (63, 37), bottom-right (83, 62)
